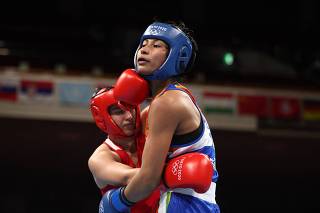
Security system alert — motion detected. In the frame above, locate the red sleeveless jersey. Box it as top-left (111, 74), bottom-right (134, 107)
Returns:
top-left (100, 133), bottom-right (160, 213)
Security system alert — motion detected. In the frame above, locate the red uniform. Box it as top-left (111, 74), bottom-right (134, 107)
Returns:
top-left (100, 133), bottom-right (160, 213)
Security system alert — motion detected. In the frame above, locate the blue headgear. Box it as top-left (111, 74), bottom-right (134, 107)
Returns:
top-left (134, 22), bottom-right (193, 80)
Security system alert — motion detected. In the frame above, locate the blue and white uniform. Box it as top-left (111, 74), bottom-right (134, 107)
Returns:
top-left (157, 83), bottom-right (220, 213)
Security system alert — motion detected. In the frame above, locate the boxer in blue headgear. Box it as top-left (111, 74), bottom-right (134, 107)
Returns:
top-left (134, 22), bottom-right (196, 81)
top-left (101, 20), bottom-right (220, 213)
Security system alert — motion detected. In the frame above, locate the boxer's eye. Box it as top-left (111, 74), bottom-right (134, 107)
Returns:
top-left (108, 105), bottom-right (125, 115)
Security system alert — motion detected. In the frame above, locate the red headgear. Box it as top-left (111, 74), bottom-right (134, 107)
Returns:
top-left (90, 87), bottom-right (141, 139)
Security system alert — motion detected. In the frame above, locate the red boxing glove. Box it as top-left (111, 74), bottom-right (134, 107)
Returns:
top-left (113, 69), bottom-right (149, 106)
top-left (163, 153), bottom-right (213, 194)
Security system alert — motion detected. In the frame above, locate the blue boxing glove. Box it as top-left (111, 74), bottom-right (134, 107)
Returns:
top-left (99, 187), bottom-right (135, 213)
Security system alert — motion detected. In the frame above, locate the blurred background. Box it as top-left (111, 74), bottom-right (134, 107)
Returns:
top-left (0, 0), bottom-right (320, 212)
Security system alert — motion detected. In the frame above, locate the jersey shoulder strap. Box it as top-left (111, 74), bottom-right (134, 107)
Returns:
top-left (104, 138), bottom-right (135, 167)
top-left (157, 83), bottom-right (197, 104)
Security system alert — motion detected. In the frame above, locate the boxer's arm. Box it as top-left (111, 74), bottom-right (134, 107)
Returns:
top-left (141, 105), bottom-right (150, 134)
top-left (124, 95), bottom-right (180, 202)
top-left (88, 144), bottom-right (139, 189)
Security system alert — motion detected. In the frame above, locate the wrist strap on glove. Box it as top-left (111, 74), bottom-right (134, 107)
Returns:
top-left (110, 186), bottom-right (135, 212)
top-left (119, 186), bottom-right (135, 207)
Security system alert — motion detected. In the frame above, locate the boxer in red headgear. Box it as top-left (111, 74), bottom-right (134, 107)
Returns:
top-left (90, 86), bottom-right (213, 213)
top-left (88, 87), bottom-right (159, 213)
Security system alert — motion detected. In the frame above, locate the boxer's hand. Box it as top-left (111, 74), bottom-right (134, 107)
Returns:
top-left (114, 69), bottom-right (149, 106)
top-left (99, 187), bottom-right (134, 213)
top-left (163, 153), bottom-right (213, 193)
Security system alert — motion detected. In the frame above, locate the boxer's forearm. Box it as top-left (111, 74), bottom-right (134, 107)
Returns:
top-left (124, 168), bottom-right (161, 202)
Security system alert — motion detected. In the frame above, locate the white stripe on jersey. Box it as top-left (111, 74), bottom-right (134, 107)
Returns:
top-left (169, 182), bottom-right (216, 204)
top-left (168, 115), bottom-right (214, 159)
top-left (104, 138), bottom-right (121, 150)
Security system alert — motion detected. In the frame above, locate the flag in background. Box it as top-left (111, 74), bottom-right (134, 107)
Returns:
top-left (270, 97), bottom-right (300, 119)
top-left (237, 95), bottom-right (269, 118)
top-left (19, 79), bottom-right (54, 103)
top-left (203, 92), bottom-right (236, 115)
top-left (0, 78), bottom-right (18, 102)
top-left (303, 99), bottom-right (320, 121)
top-left (58, 82), bottom-right (94, 107)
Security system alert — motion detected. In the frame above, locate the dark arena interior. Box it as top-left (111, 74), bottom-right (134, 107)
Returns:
top-left (1, 1), bottom-right (320, 212)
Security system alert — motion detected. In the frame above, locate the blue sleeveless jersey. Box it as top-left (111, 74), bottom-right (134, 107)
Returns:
top-left (157, 83), bottom-right (220, 213)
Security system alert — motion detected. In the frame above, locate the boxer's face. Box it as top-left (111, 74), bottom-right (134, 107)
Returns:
top-left (108, 104), bottom-right (136, 136)
top-left (136, 39), bottom-right (169, 75)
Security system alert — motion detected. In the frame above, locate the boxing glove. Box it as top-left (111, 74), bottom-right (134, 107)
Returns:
top-left (114, 69), bottom-right (150, 107)
top-left (163, 153), bottom-right (213, 193)
top-left (99, 187), bottom-right (134, 213)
